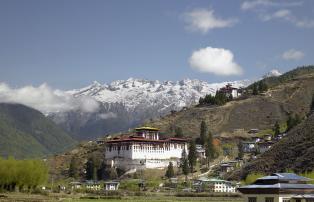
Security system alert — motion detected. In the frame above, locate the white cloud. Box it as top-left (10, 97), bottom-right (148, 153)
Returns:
top-left (189, 46), bottom-right (243, 76)
top-left (0, 83), bottom-right (99, 114)
top-left (260, 9), bottom-right (314, 28)
top-left (98, 112), bottom-right (117, 120)
top-left (183, 8), bottom-right (238, 33)
top-left (241, 0), bottom-right (303, 11)
top-left (282, 49), bottom-right (305, 60)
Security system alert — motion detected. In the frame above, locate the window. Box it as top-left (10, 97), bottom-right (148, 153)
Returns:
top-left (248, 197), bottom-right (257, 202)
top-left (283, 199), bottom-right (290, 202)
top-left (265, 197), bottom-right (274, 202)
top-left (306, 199), bottom-right (314, 202)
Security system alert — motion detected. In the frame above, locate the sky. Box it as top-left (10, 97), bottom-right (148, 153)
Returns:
top-left (0, 0), bottom-right (314, 89)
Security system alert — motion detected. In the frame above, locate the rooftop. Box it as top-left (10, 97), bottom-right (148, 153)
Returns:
top-left (135, 127), bottom-right (159, 131)
top-left (257, 173), bottom-right (311, 182)
top-left (238, 173), bottom-right (314, 194)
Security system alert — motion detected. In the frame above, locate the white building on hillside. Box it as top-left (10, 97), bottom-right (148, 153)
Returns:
top-left (105, 127), bottom-right (188, 170)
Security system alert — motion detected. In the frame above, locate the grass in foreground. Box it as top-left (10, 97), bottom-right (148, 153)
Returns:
top-left (64, 196), bottom-right (243, 202)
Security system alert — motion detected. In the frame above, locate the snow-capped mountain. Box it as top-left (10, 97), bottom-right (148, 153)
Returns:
top-left (51, 78), bottom-right (251, 140)
top-left (263, 69), bottom-right (282, 78)
top-left (69, 78), bottom-right (251, 112)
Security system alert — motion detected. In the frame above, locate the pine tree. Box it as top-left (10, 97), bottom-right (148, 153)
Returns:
top-left (175, 127), bottom-right (183, 138)
top-left (258, 81), bottom-right (268, 93)
top-left (200, 121), bottom-right (207, 146)
top-left (69, 157), bottom-right (80, 179)
top-left (188, 140), bottom-right (197, 172)
top-left (205, 130), bottom-right (215, 167)
top-left (311, 94), bottom-right (314, 112)
top-left (180, 148), bottom-right (189, 180)
top-left (237, 141), bottom-right (244, 159)
top-left (86, 154), bottom-right (101, 181)
top-left (286, 114), bottom-right (294, 131)
top-left (252, 83), bottom-right (259, 95)
top-left (273, 121), bottom-right (280, 137)
top-left (294, 114), bottom-right (301, 126)
top-left (108, 168), bottom-right (118, 180)
top-left (165, 162), bottom-right (175, 179)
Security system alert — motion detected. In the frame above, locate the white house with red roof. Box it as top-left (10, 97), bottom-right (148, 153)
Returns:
top-left (105, 127), bottom-right (188, 170)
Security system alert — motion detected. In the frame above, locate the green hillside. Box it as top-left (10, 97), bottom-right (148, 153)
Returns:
top-left (0, 103), bottom-right (77, 158)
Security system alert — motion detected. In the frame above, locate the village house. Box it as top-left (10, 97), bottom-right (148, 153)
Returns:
top-left (69, 181), bottom-right (82, 190)
top-left (248, 129), bottom-right (260, 134)
top-left (238, 173), bottom-right (314, 202)
top-left (104, 181), bottom-right (120, 191)
top-left (85, 181), bottom-right (101, 191)
top-left (242, 141), bottom-right (257, 153)
top-left (196, 144), bottom-right (206, 159)
top-left (193, 177), bottom-right (237, 193)
top-left (252, 135), bottom-right (262, 143)
top-left (263, 134), bottom-right (273, 141)
top-left (218, 83), bottom-right (241, 98)
top-left (105, 127), bottom-right (188, 170)
top-left (220, 163), bottom-right (235, 173)
top-left (257, 141), bottom-right (274, 154)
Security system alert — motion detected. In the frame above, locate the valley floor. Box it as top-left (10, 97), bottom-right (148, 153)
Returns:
top-left (0, 193), bottom-right (243, 202)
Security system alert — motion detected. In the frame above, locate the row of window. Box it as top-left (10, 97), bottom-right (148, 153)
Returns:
top-left (106, 144), bottom-right (184, 152)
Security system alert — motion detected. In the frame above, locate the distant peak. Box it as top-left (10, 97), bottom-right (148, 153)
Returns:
top-left (91, 81), bottom-right (102, 86)
top-left (264, 69), bottom-right (282, 78)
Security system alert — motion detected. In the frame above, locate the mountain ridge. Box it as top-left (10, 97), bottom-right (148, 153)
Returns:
top-left (0, 103), bottom-right (76, 158)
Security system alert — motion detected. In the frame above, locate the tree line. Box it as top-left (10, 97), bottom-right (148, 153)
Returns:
top-left (252, 80), bottom-right (268, 95)
top-left (69, 152), bottom-right (118, 181)
top-left (0, 157), bottom-right (48, 191)
top-left (198, 91), bottom-right (230, 106)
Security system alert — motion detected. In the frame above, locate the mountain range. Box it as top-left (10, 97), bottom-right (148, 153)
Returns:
top-left (50, 78), bottom-right (251, 140)
top-left (147, 66), bottom-right (314, 138)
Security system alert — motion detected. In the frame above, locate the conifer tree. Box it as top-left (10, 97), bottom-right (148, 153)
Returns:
top-left (237, 141), bottom-right (244, 159)
top-left (165, 162), bottom-right (175, 179)
top-left (294, 114), bottom-right (301, 126)
top-left (252, 83), bottom-right (259, 95)
top-left (175, 127), bottom-right (183, 138)
top-left (311, 94), bottom-right (314, 112)
top-left (180, 148), bottom-right (189, 180)
top-left (86, 154), bottom-right (101, 181)
top-left (69, 157), bottom-right (80, 179)
top-left (205, 130), bottom-right (215, 167)
top-left (286, 114), bottom-right (294, 131)
top-left (258, 81), bottom-right (268, 92)
top-left (188, 140), bottom-right (197, 172)
top-left (200, 121), bottom-right (207, 146)
top-left (273, 121), bottom-right (280, 137)
top-left (108, 168), bottom-right (118, 180)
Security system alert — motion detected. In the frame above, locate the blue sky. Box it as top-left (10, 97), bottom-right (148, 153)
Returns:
top-left (0, 0), bottom-right (313, 89)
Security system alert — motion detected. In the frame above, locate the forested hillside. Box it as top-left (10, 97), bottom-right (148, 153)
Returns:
top-left (0, 103), bottom-right (76, 158)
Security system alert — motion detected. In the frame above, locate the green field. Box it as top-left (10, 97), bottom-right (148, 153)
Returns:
top-left (0, 193), bottom-right (243, 202)
top-left (64, 196), bottom-right (243, 202)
